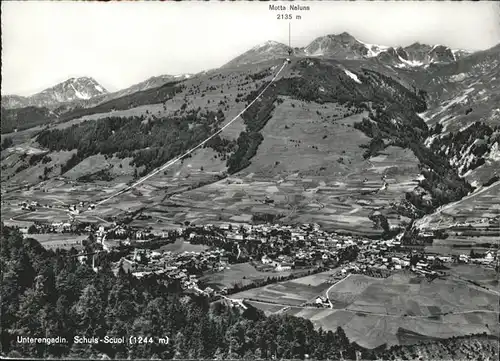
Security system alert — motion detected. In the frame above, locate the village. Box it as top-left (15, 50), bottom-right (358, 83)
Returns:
top-left (68, 219), bottom-right (498, 301)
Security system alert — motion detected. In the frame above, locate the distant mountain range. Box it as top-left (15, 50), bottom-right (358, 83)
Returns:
top-left (2, 74), bottom-right (192, 110)
top-left (223, 32), bottom-right (472, 68)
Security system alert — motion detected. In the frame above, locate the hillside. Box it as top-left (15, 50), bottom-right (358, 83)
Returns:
top-left (1, 35), bottom-right (499, 238)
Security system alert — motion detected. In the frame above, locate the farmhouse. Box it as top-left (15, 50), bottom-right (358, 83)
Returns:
top-left (275, 263), bottom-right (292, 271)
top-left (416, 261), bottom-right (429, 269)
top-left (315, 296), bottom-right (328, 305)
top-left (459, 254), bottom-right (470, 263)
top-left (227, 233), bottom-right (244, 241)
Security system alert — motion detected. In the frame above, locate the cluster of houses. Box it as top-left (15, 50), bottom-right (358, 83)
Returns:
top-left (27, 221), bottom-right (74, 234)
top-left (185, 222), bottom-right (365, 267)
top-left (113, 246), bottom-right (231, 292)
top-left (20, 201), bottom-right (39, 211)
top-left (456, 251), bottom-right (497, 266)
top-left (68, 201), bottom-right (96, 214)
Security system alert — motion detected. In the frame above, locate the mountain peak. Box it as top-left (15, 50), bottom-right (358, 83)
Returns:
top-left (223, 40), bottom-right (290, 68)
top-left (2, 76), bottom-right (108, 109)
top-left (304, 32), bottom-right (367, 58)
top-left (68, 76), bottom-right (98, 83)
top-left (252, 40), bottom-right (288, 50)
top-left (41, 77), bottom-right (108, 100)
top-left (337, 31), bottom-right (355, 39)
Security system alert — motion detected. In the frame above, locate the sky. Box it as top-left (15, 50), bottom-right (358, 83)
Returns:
top-left (2, 1), bottom-right (500, 96)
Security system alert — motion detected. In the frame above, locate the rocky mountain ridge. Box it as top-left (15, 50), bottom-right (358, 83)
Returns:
top-left (2, 77), bottom-right (107, 109)
top-left (223, 32), bottom-right (472, 69)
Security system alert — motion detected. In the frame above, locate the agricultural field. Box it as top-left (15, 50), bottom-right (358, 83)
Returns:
top-left (230, 269), bottom-right (338, 306)
top-left (326, 274), bottom-right (383, 306)
top-left (235, 270), bottom-right (499, 349)
top-left (245, 301), bottom-right (288, 315)
top-left (157, 166), bottom-right (418, 236)
top-left (425, 240), bottom-right (498, 256)
top-left (298, 308), bottom-right (497, 349)
top-left (1, 204), bottom-right (73, 225)
top-left (447, 264), bottom-right (500, 292)
top-left (345, 273), bottom-right (498, 316)
top-left (1, 175), bottom-right (168, 225)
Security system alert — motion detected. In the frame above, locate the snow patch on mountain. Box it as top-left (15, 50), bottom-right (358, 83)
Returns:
top-left (487, 142), bottom-right (500, 162)
top-left (424, 134), bottom-right (439, 148)
top-left (417, 111), bottom-right (431, 123)
top-left (434, 87), bottom-right (475, 120)
top-left (395, 55), bottom-right (424, 68)
top-left (459, 123), bottom-right (475, 133)
top-left (344, 69), bottom-right (362, 83)
top-left (253, 40), bottom-right (280, 50)
top-left (357, 40), bottom-right (389, 57)
top-left (70, 83), bottom-right (91, 100)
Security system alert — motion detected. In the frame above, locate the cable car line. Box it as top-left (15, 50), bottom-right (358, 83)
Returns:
top-left (76, 59), bottom-right (290, 216)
